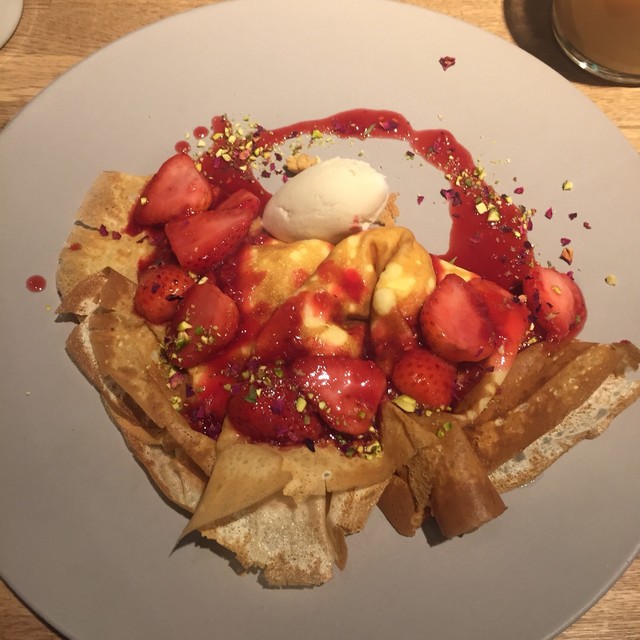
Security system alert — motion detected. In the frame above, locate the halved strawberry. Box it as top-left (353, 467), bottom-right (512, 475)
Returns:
top-left (133, 153), bottom-right (213, 225)
top-left (181, 354), bottom-right (239, 439)
top-left (420, 273), bottom-right (496, 363)
top-left (133, 264), bottom-right (194, 324)
top-left (523, 265), bottom-right (587, 341)
top-left (168, 281), bottom-right (240, 368)
top-left (292, 356), bottom-right (386, 436)
top-left (468, 277), bottom-right (530, 368)
top-left (391, 348), bottom-right (457, 410)
top-left (165, 190), bottom-right (260, 273)
top-left (216, 188), bottom-right (262, 214)
top-left (226, 363), bottom-right (327, 445)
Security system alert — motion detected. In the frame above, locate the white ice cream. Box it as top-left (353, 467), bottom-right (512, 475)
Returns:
top-left (262, 157), bottom-right (389, 244)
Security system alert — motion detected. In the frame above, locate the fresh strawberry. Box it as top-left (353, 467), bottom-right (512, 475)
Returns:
top-left (391, 348), bottom-right (457, 410)
top-left (468, 277), bottom-right (530, 368)
top-left (292, 356), bottom-right (386, 436)
top-left (165, 190), bottom-right (260, 273)
top-left (181, 355), bottom-right (239, 439)
top-left (215, 188), bottom-right (262, 214)
top-left (133, 264), bottom-right (194, 324)
top-left (168, 281), bottom-right (239, 368)
top-left (226, 363), bottom-right (327, 445)
top-left (522, 265), bottom-right (587, 341)
top-left (133, 153), bottom-right (214, 225)
top-left (420, 273), bottom-right (496, 363)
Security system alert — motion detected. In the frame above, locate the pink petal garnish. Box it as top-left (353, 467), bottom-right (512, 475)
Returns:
top-left (439, 56), bottom-right (456, 70)
top-left (378, 116), bottom-right (399, 132)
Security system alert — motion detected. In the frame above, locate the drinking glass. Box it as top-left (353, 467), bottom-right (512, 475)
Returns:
top-left (552, 0), bottom-right (640, 85)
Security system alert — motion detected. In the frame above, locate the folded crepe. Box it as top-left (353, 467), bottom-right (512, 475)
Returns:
top-left (378, 340), bottom-right (640, 538)
top-left (56, 172), bottom-right (455, 585)
top-left (56, 170), bottom-right (640, 586)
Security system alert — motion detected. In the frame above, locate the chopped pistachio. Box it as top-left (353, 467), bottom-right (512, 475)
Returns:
top-left (487, 208), bottom-right (501, 222)
top-left (392, 394), bottom-right (417, 412)
top-left (245, 385), bottom-right (258, 403)
top-left (560, 247), bottom-right (574, 265)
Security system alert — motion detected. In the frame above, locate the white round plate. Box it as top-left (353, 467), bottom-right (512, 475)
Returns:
top-left (0, 0), bottom-right (23, 48)
top-left (1, 1), bottom-right (639, 639)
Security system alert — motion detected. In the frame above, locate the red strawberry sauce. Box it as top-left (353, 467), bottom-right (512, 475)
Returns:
top-left (186, 109), bottom-right (535, 293)
top-left (148, 108), bottom-right (569, 444)
top-left (253, 109), bottom-right (534, 292)
top-left (26, 275), bottom-right (47, 292)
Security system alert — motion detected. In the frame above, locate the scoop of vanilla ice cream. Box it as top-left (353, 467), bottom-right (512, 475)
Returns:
top-left (262, 157), bottom-right (389, 244)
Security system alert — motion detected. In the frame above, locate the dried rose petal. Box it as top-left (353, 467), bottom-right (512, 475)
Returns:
top-left (440, 188), bottom-right (461, 206)
top-left (560, 237), bottom-right (571, 246)
top-left (168, 371), bottom-right (186, 389)
top-left (439, 56), bottom-right (456, 70)
top-left (568, 212), bottom-right (578, 220)
top-left (417, 195), bottom-right (425, 205)
top-left (378, 116), bottom-right (399, 132)
top-left (99, 224), bottom-right (109, 237)
top-left (583, 221), bottom-right (592, 229)
top-left (514, 186), bottom-right (524, 195)
top-left (544, 208), bottom-right (554, 219)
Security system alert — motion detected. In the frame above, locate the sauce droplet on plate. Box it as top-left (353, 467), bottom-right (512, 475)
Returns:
top-left (26, 274), bottom-right (47, 292)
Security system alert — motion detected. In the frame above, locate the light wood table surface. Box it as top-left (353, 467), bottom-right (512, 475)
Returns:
top-left (1, 1), bottom-right (639, 639)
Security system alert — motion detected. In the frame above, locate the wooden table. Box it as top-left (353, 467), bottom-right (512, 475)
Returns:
top-left (1, 1), bottom-right (638, 638)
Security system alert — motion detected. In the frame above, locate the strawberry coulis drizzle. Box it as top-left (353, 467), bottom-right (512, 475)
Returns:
top-left (142, 108), bottom-right (571, 442)
top-left (179, 109), bottom-right (535, 292)
top-left (249, 108), bottom-right (535, 293)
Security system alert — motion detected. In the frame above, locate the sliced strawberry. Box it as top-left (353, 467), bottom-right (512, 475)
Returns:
top-left (523, 265), bottom-right (587, 341)
top-left (216, 188), bottom-right (262, 214)
top-left (133, 264), bottom-right (194, 324)
top-left (133, 153), bottom-right (213, 225)
top-left (420, 273), bottom-right (496, 363)
top-left (181, 355), bottom-right (239, 440)
top-left (165, 192), bottom-right (260, 273)
top-left (226, 363), bottom-right (327, 445)
top-left (292, 356), bottom-right (386, 436)
top-left (168, 281), bottom-right (239, 368)
top-left (391, 348), bottom-right (457, 410)
top-left (468, 277), bottom-right (530, 369)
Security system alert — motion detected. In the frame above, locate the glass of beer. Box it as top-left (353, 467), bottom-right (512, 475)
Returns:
top-left (552, 0), bottom-right (640, 85)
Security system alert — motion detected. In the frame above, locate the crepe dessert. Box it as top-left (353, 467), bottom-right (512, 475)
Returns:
top-left (56, 110), bottom-right (640, 586)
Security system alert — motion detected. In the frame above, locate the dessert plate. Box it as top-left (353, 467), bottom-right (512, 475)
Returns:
top-left (0, 0), bottom-right (23, 48)
top-left (1, 1), bottom-right (639, 639)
